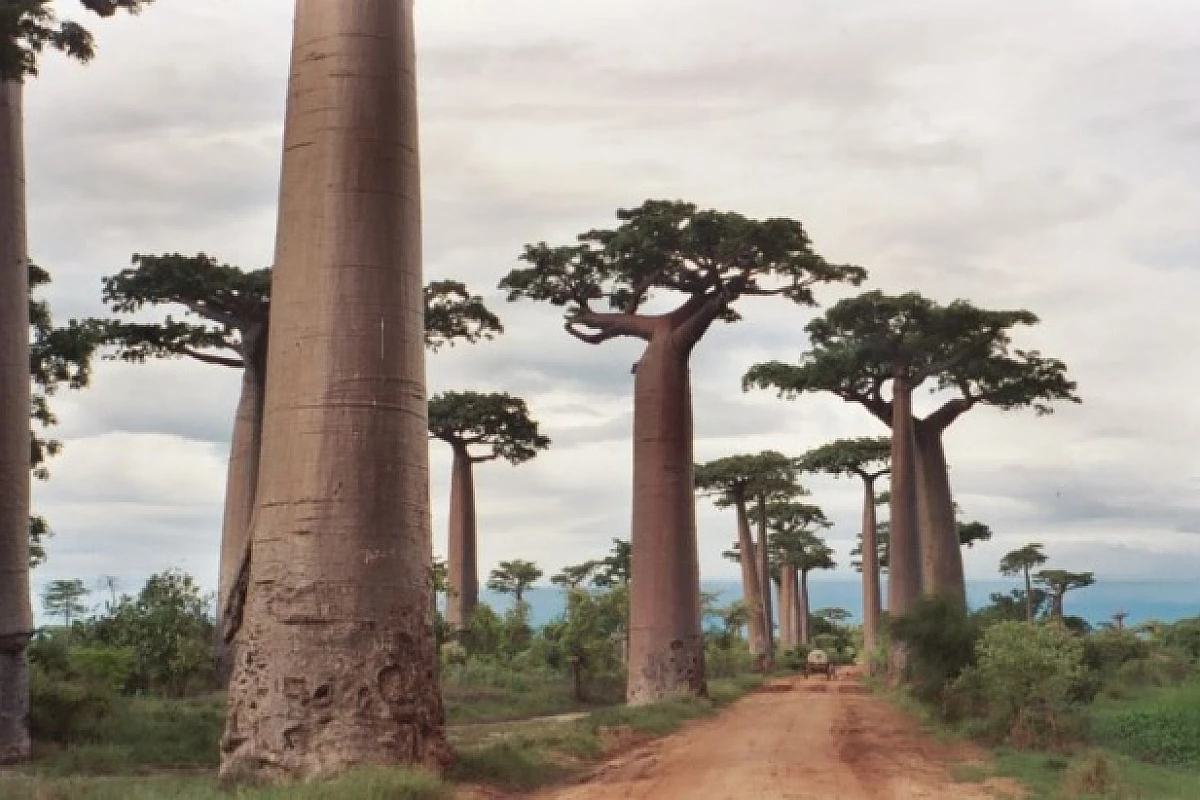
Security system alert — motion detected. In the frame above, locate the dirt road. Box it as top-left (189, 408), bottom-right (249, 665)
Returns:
top-left (532, 672), bottom-right (1022, 800)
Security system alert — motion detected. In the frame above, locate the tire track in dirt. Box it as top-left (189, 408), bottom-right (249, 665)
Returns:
top-left (524, 670), bottom-right (1024, 800)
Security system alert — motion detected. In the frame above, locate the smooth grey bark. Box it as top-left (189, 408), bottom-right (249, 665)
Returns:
top-left (220, 0), bottom-right (448, 781)
top-left (626, 329), bottom-right (706, 704)
top-left (887, 375), bottom-right (921, 618)
top-left (0, 81), bottom-right (30, 766)
top-left (779, 567), bottom-right (796, 650)
top-left (798, 568), bottom-right (811, 647)
top-left (445, 445), bottom-right (477, 629)
top-left (733, 494), bottom-right (770, 669)
top-left (859, 476), bottom-right (882, 661)
top-left (215, 330), bottom-right (266, 684)
top-left (756, 494), bottom-right (775, 655)
top-left (914, 421), bottom-right (965, 604)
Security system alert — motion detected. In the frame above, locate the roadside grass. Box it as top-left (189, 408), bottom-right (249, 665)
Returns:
top-left (441, 662), bottom-right (619, 725)
top-left (2, 674), bottom-right (764, 797)
top-left (0, 767), bottom-right (450, 800)
top-left (875, 676), bottom-right (1200, 799)
top-left (449, 674), bottom-right (764, 791)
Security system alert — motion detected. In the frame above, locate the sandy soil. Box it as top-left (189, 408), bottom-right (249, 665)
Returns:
top-left (528, 670), bottom-right (1024, 800)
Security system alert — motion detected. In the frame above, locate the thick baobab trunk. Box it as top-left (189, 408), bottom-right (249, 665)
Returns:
top-left (627, 331), bottom-right (705, 704)
top-left (888, 375), bottom-right (921, 619)
top-left (445, 446), bottom-right (477, 629)
top-left (220, 1), bottom-right (448, 782)
top-left (798, 569), bottom-right (811, 647)
top-left (756, 495), bottom-right (775, 654)
top-left (860, 476), bottom-right (882, 662)
top-left (733, 496), bottom-right (769, 670)
top-left (778, 568), bottom-right (796, 650)
top-left (914, 422), bottom-right (965, 605)
top-left (0, 81), bottom-right (31, 766)
top-left (215, 336), bottom-right (266, 684)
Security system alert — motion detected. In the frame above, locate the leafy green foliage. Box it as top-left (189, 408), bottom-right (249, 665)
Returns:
top-left (558, 586), bottom-right (628, 701)
top-left (1035, 569), bottom-right (1096, 617)
top-left (891, 596), bottom-right (981, 705)
top-left (486, 560), bottom-right (543, 604)
top-left (100, 254), bottom-right (502, 370)
top-left (83, 570), bottom-right (215, 697)
top-left (28, 633), bottom-right (129, 745)
top-left (694, 451), bottom-right (803, 508)
top-left (744, 290), bottom-right (1080, 427)
top-left (427, 391), bottom-right (549, 462)
top-left (999, 543), bottom-right (1048, 578)
top-left (954, 621), bottom-right (1089, 747)
top-left (0, 0), bottom-right (152, 80)
top-left (798, 436), bottom-right (890, 479)
top-left (1090, 682), bottom-right (1200, 768)
top-left (1163, 617), bottom-right (1200, 661)
top-left (500, 200), bottom-right (865, 345)
top-left (42, 579), bottom-right (90, 627)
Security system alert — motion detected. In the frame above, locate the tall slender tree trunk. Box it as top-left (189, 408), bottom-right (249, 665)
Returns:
top-left (888, 375), bottom-right (921, 619)
top-left (756, 494), bottom-right (775, 655)
top-left (733, 495), bottom-right (769, 670)
top-left (627, 331), bottom-right (705, 704)
top-left (445, 445), bottom-right (477, 629)
top-left (0, 82), bottom-right (31, 766)
top-left (215, 333), bottom-right (266, 684)
top-left (220, 1), bottom-right (448, 781)
top-left (860, 475), bottom-right (882, 663)
top-left (779, 567), bottom-right (796, 650)
top-left (1023, 567), bottom-right (1033, 623)
top-left (1051, 591), bottom-right (1064, 619)
top-left (798, 569), bottom-right (810, 647)
top-left (914, 422), bottom-right (965, 604)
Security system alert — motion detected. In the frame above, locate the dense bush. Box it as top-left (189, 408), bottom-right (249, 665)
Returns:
top-left (890, 596), bottom-right (981, 705)
top-left (1084, 628), bottom-right (1149, 681)
top-left (28, 635), bottom-right (132, 745)
top-left (1090, 682), bottom-right (1200, 767)
top-left (705, 637), bottom-right (755, 678)
top-left (1163, 617), bottom-right (1200, 661)
top-left (954, 620), bottom-right (1088, 747)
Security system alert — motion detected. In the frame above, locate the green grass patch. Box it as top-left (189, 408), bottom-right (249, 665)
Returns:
top-left (1088, 681), bottom-right (1200, 768)
top-left (0, 767), bottom-right (448, 800)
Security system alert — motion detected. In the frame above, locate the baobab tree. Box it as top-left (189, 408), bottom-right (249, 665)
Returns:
top-left (694, 451), bottom-right (800, 671)
top-left (486, 559), bottom-right (543, 605)
top-left (428, 391), bottom-right (548, 628)
top-left (1035, 569), bottom-right (1095, 619)
top-left (220, 1), bottom-right (449, 781)
top-left (501, 200), bottom-right (863, 703)
top-left (999, 543), bottom-right (1049, 623)
top-left (799, 437), bottom-right (889, 657)
top-left (1, 0), bottom-right (152, 765)
top-left (745, 291), bottom-right (1078, 611)
top-left (100, 254), bottom-right (501, 675)
top-left (767, 502), bottom-right (833, 647)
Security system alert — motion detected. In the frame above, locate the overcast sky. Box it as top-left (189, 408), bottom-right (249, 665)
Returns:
top-left (25, 1), bottom-right (1200, 607)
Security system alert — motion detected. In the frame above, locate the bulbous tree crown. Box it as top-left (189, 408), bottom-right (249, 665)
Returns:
top-left (744, 290), bottom-right (1080, 423)
top-left (0, 0), bottom-right (151, 79)
top-left (500, 200), bottom-right (866, 347)
top-left (694, 450), bottom-right (803, 507)
top-left (99, 254), bottom-right (503, 367)
top-left (486, 559), bottom-right (543, 596)
top-left (1035, 569), bottom-right (1095, 594)
top-left (999, 543), bottom-right (1049, 576)
top-left (427, 391), bottom-right (550, 464)
top-left (798, 437), bottom-right (891, 480)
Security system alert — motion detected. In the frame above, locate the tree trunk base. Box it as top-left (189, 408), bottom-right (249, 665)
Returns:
top-left (626, 632), bottom-right (706, 706)
top-left (0, 634), bottom-right (31, 765)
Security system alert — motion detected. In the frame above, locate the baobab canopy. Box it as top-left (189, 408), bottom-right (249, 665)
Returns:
top-left (500, 199), bottom-right (868, 346)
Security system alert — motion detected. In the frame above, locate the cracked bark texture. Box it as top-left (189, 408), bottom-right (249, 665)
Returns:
top-left (627, 330), bottom-right (705, 704)
top-left (445, 445), bottom-right (477, 628)
top-left (215, 330), bottom-right (266, 683)
top-left (0, 81), bottom-right (30, 766)
top-left (860, 476), bottom-right (882, 660)
top-left (219, 0), bottom-right (448, 782)
top-left (733, 495), bottom-right (768, 668)
top-left (887, 376), bottom-right (921, 619)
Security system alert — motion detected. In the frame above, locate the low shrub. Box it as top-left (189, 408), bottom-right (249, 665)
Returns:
top-left (1089, 682), bottom-right (1200, 768)
top-left (953, 620), bottom-right (1088, 748)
